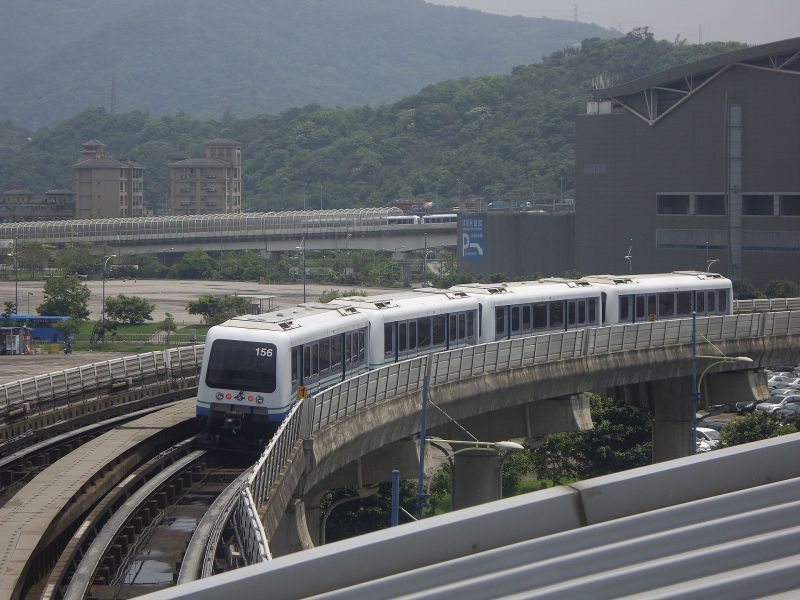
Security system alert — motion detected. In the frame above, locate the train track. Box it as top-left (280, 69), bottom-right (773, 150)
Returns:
top-left (1, 402), bottom-right (253, 600)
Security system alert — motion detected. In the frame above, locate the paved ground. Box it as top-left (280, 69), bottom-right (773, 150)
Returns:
top-left (0, 279), bottom-right (401, 325)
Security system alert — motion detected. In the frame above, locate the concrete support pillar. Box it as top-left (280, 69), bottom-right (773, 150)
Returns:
top-left (651, 376), bottom-right (693, 463)
top-left (260, 249), bottom-right (282, 263)
top-left (704, 370), bottom-right (768, 410)
top-left (451, 449), bottom-right (499, 510)
top-left (267, 498), bottom-right (314, 557)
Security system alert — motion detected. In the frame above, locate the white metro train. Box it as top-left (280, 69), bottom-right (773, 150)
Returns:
top-left (196, 271), bottom-right (732, 440)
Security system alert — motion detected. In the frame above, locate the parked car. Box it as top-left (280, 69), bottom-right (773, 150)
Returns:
top-left (775, 404), bottom-right (800, 420)
top-left (695, 427), bottom-right (721, 449)
top-left (768, 364), bottom-right (797, 373)
top-left (767, 375), bottom-right (800, 389)
top-left (755, 395), bottom-right (800, 414)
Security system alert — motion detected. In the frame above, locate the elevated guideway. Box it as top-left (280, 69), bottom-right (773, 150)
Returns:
top-left (0, 209), bottom-right (456, 255)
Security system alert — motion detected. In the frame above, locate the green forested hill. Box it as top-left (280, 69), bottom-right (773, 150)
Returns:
top-left (0, 32), bottom-right (745, 211)
top-left (0, 0), bottom-right (613, 128)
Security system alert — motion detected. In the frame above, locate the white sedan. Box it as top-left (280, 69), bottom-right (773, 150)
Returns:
top-left (695, 427), bottom-right (720, 449)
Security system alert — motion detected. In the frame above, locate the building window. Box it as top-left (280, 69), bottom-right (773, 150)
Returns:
top-left (780, 195), bottom-right (800, 216)
top-left (657, 194), bottom-right (690, 215)
top-left (743, 194), bottom-right (774, 216)
top-left (695, 194), bottom-right (725, 215)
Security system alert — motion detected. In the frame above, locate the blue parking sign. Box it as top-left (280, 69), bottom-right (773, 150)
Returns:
top-left (462, 214), bottom-right (485, 261)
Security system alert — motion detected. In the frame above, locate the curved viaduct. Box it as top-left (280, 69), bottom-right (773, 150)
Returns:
top-left (251, 311), bottom-right (800, 553)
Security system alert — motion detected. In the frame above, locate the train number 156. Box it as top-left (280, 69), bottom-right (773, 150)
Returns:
top-left (255, 347), bottom-right (274, 358)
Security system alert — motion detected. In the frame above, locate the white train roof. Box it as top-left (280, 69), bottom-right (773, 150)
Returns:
top-left (580, 271), bottom-right (730, 293)
top-left (217, 303), bottom-right (364, 332)
top-left (331, 289), bottom-right (478, 321)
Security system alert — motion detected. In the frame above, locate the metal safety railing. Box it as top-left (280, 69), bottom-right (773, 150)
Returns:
top-left (0, 345), bottom-right (203, 417)
top-left (734, 298), bottom-right (800, 313)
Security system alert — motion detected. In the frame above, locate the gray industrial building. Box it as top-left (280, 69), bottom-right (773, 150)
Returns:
top-left (460, 37), bottom-right (800, 287)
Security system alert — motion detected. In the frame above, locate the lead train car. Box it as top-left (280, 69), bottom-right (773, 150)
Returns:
top-left (197, 303), bottom-right (369, 440)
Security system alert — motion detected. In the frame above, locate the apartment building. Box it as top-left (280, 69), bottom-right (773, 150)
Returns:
top-left (169, 138), bottom-right (242, 215)
top-left (74, 140), bottom-right (144, 218)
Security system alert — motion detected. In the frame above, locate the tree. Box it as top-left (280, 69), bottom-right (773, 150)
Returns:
top-left (219, 251), bottom-right (268, 281)
top-left (2, 301), bottom-right (15, 316)
top-left (719, 412), bottom-right (796, 448)
top-left (104, 294), bottom-right (155, 324)
top-left (37, 274), bottom-right (90, 320)
top-left (530, 394), bottom-right (652, 483)
top-left (173, 250), bottom-right (219, 279)
top-left (17, 242), bottom-right (50, 277)
top-left (187, 294), bottom-right (250, 325)
top-left (733, 280), bottom-right (765, 300)
top-left (51, 244), bottom-right (101, 276)
top-left (54, 318), bottom-right (81, 341)
top-left (158, 312), bottom-right (178, 345)
top-left (764, 279), bottom-right (799, 299)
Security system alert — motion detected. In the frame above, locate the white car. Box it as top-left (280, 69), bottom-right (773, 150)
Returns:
top-left (695, 427), bottom-right (720, 449)
top-left (767, 375), bottom-right (800, 389)
top-left (756, 395), bottom-right (800, 414)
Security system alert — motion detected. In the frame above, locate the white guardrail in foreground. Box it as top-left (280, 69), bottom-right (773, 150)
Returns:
top-left (0, 345), bottom-right (204, 415)
top-left (228, 310), bottom-right (800, 565)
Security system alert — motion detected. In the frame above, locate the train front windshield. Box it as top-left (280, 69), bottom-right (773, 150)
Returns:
top-left (205, 339), bottom-right (277, 393)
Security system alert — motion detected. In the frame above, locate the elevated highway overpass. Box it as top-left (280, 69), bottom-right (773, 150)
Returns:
top-left (0, 209), bottom-right (457, 255)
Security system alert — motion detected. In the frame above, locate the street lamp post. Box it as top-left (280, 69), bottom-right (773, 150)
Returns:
top-left (558, 173), bottom-right (563, 206)
top-left (27, 292), bottom-right (33, 314)
top-left (7, 240), bottom-right (18, 313)
top-left (296, 240), bottom-right (306, 303)
top-left (691, 306), bottom-right (753, 454)
top-left (102, 254), bottom-right (116, 322)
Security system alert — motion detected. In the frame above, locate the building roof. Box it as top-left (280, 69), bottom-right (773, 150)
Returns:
top-left (594, 36), bottom-right (800, 99)
top-left (170, 158), bottom-right (233, 167)
top-left (81, 139), bottom-right (106, 147)
top-left (73, 158), bottom-right (143, 169)
top-left (45, 189), bottom-right (76, 195)
top-left (204, 138), bottom-right (241, 147)
top-left (4, 189), bottom-right (33, 196)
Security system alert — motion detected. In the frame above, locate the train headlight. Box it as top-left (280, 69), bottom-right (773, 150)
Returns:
top-left (256, 396), bottom-right (264, 404)
top-left (215, 392), bottom-right (224, 401)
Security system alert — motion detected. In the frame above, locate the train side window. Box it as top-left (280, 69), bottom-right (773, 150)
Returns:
top-left (695, 291), bottom-right (705, 313)
top-left (399, 322), bottom-right (407, 352)
top-left (619, 295), bottom-right (630, 322)
top-left (331, 336), bottom-right (342, 369)
top-left (303, 346), bottom-right (311, 379)
top-left (510, 306), bottom-right (521, 333)
top-left (352, 333), bottom-right (359, 363)
top-left (345, 334), bottom-right (352, 364)
top-left (647, 295), bottom-right (657, 321)
top-left (549, 302), bottom-right (564, 328)
top-left (418, 317), bottom-right (431, 348)
top-left (676, 292), bottom-right (692, 316)
top-left (719, 289), bottom-right (728, 312)
top-left (432, 316), bottom-right (446, 345)
top-left (291, 348), bottom-right (298, 385)
top-left (458, 313), bottom-right (466, 340)
top-left (567, 301), bottom-right (576, 326)
top-left (466, 312), bottom-right (475, 341)
top-left (522, 305), bottom-right (531, 331)
top-left (659, 293), bottom-right (675, 317)
top-left (311, 344), bottom-right (319, 378)
top-left (533, 303), bottom-right (547, 329)
top-left (635, 296), bottom-right (646, 320)
top-left (495, 307), bottom-right (506, 336)
top-left (384, 323), bottom-right (394, 357)
top-left (408, 320), bottom-right (417, 351)
top-left (319, 339), bottom-right (330, 373)
top-left (578, 300), bottom-right (587, 324)
top-left (707, 291), bottom-right (717, 312)
top-left (601, 292), bottom-right (607, 323)
top-left (449, 314), bottom-right (458, 342)
top-left (588, 298), bottom-right (597, 324)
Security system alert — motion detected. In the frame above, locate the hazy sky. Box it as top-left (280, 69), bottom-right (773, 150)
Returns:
top-left (429, 0), bottom-right (799, 45)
